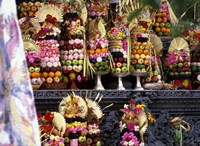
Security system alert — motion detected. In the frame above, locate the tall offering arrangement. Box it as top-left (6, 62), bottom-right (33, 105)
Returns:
top-left (60, 1), bottom-right (87, 89)
top-left (130, 8), bottom-right (152, 90)
top-left (35, 4), bottom-right (65, 89)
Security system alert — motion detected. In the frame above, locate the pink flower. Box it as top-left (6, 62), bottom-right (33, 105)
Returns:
top-left (134, 108), bottom-right (142, 114)
top-left (29, 58), bottom-right (34, 63)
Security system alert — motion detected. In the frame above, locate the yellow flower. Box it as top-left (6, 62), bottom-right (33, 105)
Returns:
top-left (148, 112), bottom-right (156, 123)
top-left (88, 18), bottom-right (92, 22)
top-left (136, 104), bottom-right (145, 111)
top-left (54, 136), bottom-right (60, 142)
top-left (182, 80), bottom-right (189, 87)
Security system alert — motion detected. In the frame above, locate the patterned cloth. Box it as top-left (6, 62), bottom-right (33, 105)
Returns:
top-left (0, 0), bottom-right (40, 145)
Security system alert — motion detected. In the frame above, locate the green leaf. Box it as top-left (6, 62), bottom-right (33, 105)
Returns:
top-left (127, 6), bottom-right (145, 22)
top-left (142, 0), bottom-right (160, 9)
top-left (173, 129), bottom-right (181, 142)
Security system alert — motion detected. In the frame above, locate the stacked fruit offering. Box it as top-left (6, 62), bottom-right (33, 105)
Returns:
top-left (153, 12), bottom-right (171, 36)
top-left (166, 50), bottom-right (191, 78)
top-left (86, 122), bottom-right (101, 146)
top-left (37, 40), bottom-right (62, 85)
top-left (108, 27), bottom-right (128, 74)
top-left (18, 1), bottom-right (43, 18)
top-left (87, 38), bottom-right (110, 72)
top-left (25, 53), bottom-right (43, 89)
top-left (60, 16), bottom-right (85, 88)
top-left (131, 33), bottom-right (151, 72)
top-left (191, 52), bottom-right (200, 89)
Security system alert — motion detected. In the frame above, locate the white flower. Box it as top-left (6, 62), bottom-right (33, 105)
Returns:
top-left (123, 141), bottom-right (129, 146)
top-left (134, 125), bottom-right (140, 131)
top-left (124, 104), bottom-right (129, 109)
top-left (129, 141), bottom-right (135, 146)
top-left (140, 142), bottom-right (145, 146)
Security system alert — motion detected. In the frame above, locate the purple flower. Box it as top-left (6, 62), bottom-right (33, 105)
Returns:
top-left (130, 99), bottom-right (136, 105)
top-left (136, 33), bottom-right (142, 38)
top-left (127, 124), bottom-right (135, 131)
top-left (134, 108), bottom-right (142, 114)
top-left (29, 58), bottom-right (34, 63)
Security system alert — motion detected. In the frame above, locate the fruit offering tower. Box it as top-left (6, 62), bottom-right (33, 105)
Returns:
top-left (35, 4), bottom-right (64, 89)
top-left (131, 32), bottom-right (151, 73)
top-left (152, 0), bottom-right (171, 36)
top-left (23, 36), bottom-right (43, 90)
top-left (60, 0), bottom-right (87, 89)
top-left (165, 38), bottom-right (192, 89)
top-left (108, 27), bottom-right (129, 74)
top-left (87, 18), bottom-right (110, 73)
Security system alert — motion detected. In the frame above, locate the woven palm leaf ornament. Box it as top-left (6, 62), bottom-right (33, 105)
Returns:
top-left (150, 34), bottom-right (163, 56)
top-left (23, 35), bottom-right (40, 54)
top-left (168, 37), bottom-right (189, 52)
top-left (35, 4), bottom-right (63, 23)
top-left (88, 18), bottom-right (106, 38)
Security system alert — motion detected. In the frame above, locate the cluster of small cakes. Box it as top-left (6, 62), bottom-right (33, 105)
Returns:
top-left (25, 53), bottom-right (43, 87)
top-left (37, 40), bottom-right (62, 84)
top-left (131, 33), bottom-right (151, 72)
top-left (108, 27), bottom-right (128, 74)
top-left (18, 1), bottom-right (43, 18)
top-left (86, 122), bottom-right (101, 146)
top-left (87, 38), bottom-right (110, 72)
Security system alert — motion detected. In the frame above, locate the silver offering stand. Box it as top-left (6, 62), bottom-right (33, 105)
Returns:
top-left (94, 70), bottom-right (110, 90)
top-left (131, 72), bottom-right (148, 90)
top-left (111, 72), bottom-right (130, 90)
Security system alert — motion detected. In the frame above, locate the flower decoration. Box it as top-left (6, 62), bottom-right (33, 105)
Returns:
top-left (121, 132), bottom-right (140, 146)
top-left (45, 14), bottom-right (57, 25)
top-left (120, 99), bottom-right (149, 145)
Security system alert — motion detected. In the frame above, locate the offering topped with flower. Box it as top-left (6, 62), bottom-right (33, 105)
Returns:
top-left (107, 27), bottom-right (126, 40)
top-left (120, 99), bottom-right (152, 145)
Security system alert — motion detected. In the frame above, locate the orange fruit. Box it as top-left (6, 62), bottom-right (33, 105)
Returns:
top-left (143, 49), bottom-right (149, 55)
top-left (101, 48), bottom-right (107, 53)
top-left (88, 49), bottom-right (95, 55)
top-left (42, 72), bottom-right (48, 78)
top-left (161, 27), bottom-right (166, 32)
top-left (137, 42), bottom-right (142, 46)
top-left (155, 27), bottom-right (161, 32)
top-left (55, 71), bottom-right (62, 77)
top-left (156, 17), bottom-right (162, 23)
top-left (137, 49), bottom-right (143, 55)
top-left (32, 72), bottom-right (40, 78)
top-left (162, 12), bottom-right (167, 18)
top-left (166, 28), bottom-right (170, 33)
top-left (48, 72), bottom-right (55, 78)
top-left (132, 49), bottom-right (137, 55)
top-left (95, 48), bottom-right (101, 54)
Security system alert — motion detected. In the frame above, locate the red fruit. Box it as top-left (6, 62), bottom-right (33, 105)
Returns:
top-left (172, 68), bottom-right (177, 72)
top-left (151, 76), bottom-right (158, 82)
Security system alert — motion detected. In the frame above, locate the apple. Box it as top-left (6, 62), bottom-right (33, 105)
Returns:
top-left (95, 62), bottom-right (100, 67)
top-left (140, 46), bottom-right (144, 49)
top-left (116, 68), bottom-right (121, 73)
top-left (100, 61), bottom-right (106, 66)
top-left (135, 46), bottom-right (139, 49)
top-left (146, 77), bottom-right (151, 82)
top-left (65, 137), bottom-right (70, 143)
top-left (154, 22), bottom-right (160, 27)
top-left (135, 54), bottom-right (140, 59)
top-left (151, 76), bottom-right (158, 82)
top-left (116, 62), bottom-right (122, 68)
top-left (121, 66), bottom-right (128, 72)
top-left (122, 63), bottom-right (127, 67)
top-left (29, 67), bottom-right (35, 73)
top-left (61, 60), bottom-right (66, 65)
top-left (145, 55), bottom-right (150, 60)
top-left (46, 77), bottom-right (53, 84)
top-left (159, 22), bottom-right (165, 27)
top-left (72, 59), bottom-right (78, 65)
top-left (174, 72), bottom-right (179, 76)
top-left (153, 71), bottom-right (159, 76)
top-left (138, 58), bottom-right (144, 64)
top-left (66, 60), bottom-right (72, 66)
top-left (53, 77), bottom-right (60, 83)
top-left (169, 72), bottom-right (174, 76)
top-left (140, 54), bottom-right (146, 59)
top-left (78, 60), bottom-right (83, 65)
top-left (172, 68), bottom-right (177, 72)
